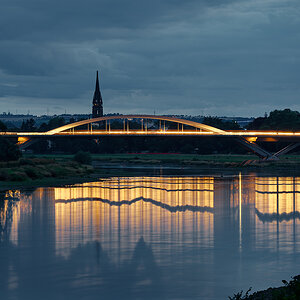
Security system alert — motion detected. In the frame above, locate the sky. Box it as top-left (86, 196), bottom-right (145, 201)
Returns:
top-left (0, 0), bottom-right (299, 117)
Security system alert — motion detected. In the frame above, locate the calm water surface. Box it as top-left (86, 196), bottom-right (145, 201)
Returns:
top-left (1, 174), bottom-right (300, 299)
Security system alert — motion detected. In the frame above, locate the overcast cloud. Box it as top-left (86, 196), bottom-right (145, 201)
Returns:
top-left (0, 0), bottom-right (299, 116)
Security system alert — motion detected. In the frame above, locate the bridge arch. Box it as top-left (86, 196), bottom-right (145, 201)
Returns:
top-left (46, 115), bottom-right (226, 135)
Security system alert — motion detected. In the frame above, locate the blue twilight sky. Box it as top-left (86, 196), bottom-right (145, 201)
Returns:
top-left (0, 0), bottom-right (299, 116)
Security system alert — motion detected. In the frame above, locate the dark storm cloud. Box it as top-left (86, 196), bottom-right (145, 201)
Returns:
top-left (0, 0), bottom-right (229, 41)
top-left (0, 0), bottom-right (299, 116)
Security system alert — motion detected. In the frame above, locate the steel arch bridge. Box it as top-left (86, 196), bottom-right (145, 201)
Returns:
top-left (1, 114), bottom-right (300, 160)
top-left (46, 114), bottom-right (226, 135)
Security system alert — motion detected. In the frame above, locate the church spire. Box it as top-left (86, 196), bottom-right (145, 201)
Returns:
top-left (92, 70), bottom-right (103, 118)
top-left (95, 71), bottom-right (100, 93)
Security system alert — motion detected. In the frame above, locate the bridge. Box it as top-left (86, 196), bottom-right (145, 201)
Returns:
top-left (1, 114), bottom-right (300, 160)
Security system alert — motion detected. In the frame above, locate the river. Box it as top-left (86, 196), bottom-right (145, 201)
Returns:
top-left (1, 173), bottom-right (300, 299)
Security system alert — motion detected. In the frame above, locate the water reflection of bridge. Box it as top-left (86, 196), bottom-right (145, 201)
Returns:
top-left (54, 177), bottom-right (215, 258)
top-left (2, 175), bottom-right (300, 257)
top-left (255, 177), bottom-right (300, 218)
top-left (2, 175), bottom-right (300, 299)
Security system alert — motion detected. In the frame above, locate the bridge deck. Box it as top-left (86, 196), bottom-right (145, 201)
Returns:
top-left (2, 130), bottom-right (300, 138)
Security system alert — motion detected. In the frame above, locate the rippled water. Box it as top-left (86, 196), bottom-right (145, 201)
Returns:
top-left (1, 174), bottom-right (300, 299)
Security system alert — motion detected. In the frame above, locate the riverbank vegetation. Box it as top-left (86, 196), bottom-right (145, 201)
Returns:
top-left (90, 153), bottom-right (300, 172)
top-left (229, 275), bottom-right (300, 299)
top-left (247, 109), bottom-right (300, 131)
top-left (25, 153), bottom-right (300, 170)
top-left (0, 156), bottom-right (93, 183)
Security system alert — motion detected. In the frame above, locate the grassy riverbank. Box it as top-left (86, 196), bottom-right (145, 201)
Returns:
top-left (89, 153), bottom-right (300, 168)
top-left (0, 157), bottom-right (94, 190)
top-left (1, 153), bottom-right (300, 191)
top-left (25, 153), bottom-right (300, 166)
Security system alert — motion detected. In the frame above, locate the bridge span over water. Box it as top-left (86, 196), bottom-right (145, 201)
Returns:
top-left (1, 114), bottom-right (300, 160)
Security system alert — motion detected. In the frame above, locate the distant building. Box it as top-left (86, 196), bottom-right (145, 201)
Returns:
top-left (92, 71), bottom-right (103, 118)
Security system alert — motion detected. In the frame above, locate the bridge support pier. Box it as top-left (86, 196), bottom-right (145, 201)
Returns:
top-left (237, 138), bottom-right (300, 160)
top-left (237, 137), bottom-right (274, 160)
top-left (273, 142), bottom-right (300, 157)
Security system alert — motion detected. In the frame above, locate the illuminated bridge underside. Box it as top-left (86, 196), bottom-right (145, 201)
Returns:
top-left (2, 114), bottom-right (300, 159)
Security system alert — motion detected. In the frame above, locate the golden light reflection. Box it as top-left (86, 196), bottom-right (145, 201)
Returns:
top-left (254, 177), bottom-right (300, 252)
top-left (2, 175), bottom-right (300, 257)
top-left (54, 177), bottom-right (215, 258)
top-left (1, 191), bottom-right (32, 245)
top-left (255, 177), bottom-right (298, 215)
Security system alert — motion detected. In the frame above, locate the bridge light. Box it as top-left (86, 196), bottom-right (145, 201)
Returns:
top-left (17, 137), bottom-right (29, 145)
top-left (246, 137), bottom-right (257, 143)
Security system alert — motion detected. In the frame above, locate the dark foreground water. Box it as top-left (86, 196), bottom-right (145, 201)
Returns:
top-left (1, 173), bottom-right (300, 299)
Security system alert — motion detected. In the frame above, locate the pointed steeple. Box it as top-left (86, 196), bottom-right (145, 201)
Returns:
top-left (92, 70), bottom-right (103, 118)
top-left (94, 71), bottom-right (100, 94)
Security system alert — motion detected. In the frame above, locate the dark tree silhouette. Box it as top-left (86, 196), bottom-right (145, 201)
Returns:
top-left (247, 109), bottom-right (300, 131)
top-left (203, 116), bottom-right (241, 130)
top-left (0, 121), bottom-right (7, 132)
top-left (0, 137), bottom-right (21, 161)
top-left (21, 118), bottom-right (36, 131)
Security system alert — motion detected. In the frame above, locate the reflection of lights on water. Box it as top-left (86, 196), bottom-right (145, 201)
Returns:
top-left (54, 177), bottom-right (215, 258)
top-left (5, 190), bottom-right (21, 200)
top-left (255, 177), bottom-right (299, 214)
top-left (2, 176), bottom-right (300, 256)
top-left (254, 177), bottom-right (300, 252)
top-left (1, 191), bottom-right (32, 245)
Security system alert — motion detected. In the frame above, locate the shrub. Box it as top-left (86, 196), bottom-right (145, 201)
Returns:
top-left (19, 158), bottom-right (35, 166)
top-left (8, 171), bottom-right (28, 181)
top-left (32, 158), bottom-right (54, 165)
top-left (23, 166), bottom-right (40, 179)
top-left (228, 288), bottom-right (252, 300)
top-left (73, 151), bottom-right (92, 165)
top-left (47, 165), bottom-right (68, 177)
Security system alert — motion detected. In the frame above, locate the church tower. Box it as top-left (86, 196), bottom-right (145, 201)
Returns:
top-left (92, 71), bottom-right (103, 118)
